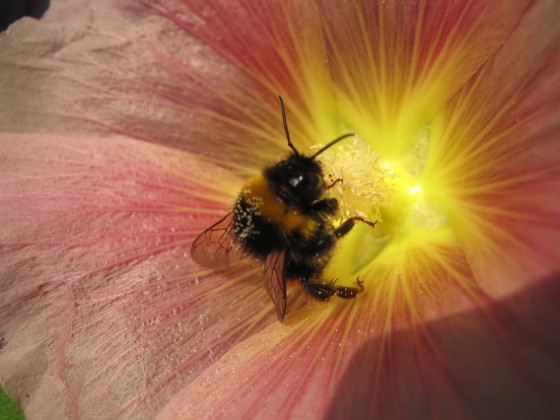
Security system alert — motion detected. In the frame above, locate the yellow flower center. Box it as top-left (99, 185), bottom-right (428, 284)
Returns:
top-left (314, 125), bottom-right (454, 294)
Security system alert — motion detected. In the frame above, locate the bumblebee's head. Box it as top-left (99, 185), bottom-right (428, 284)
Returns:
top-left (272, 95), bottom-right (355, 206)
top-left (265, 154), bottom-right (325, 206)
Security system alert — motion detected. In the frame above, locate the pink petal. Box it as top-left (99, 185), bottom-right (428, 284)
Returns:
top-left (0, 8), bottom-right (284, 175)
top-left (422, 0), bottom-right (560, 297)
top-left (146, 0), bottom-right (333, 138)
top-left (317, 0), bottom-right (535, 133)
top-left (0, 133), bottom-right (279, 418)
top-left (1, 1), bottom-right (541, 175)
top-left (1, 1), bottom-right (559, 418)
top-left (41, 0), bottom-right (96, 25)
top-left (331, 276), bottom-right (560, 419)
top-left (157, 273), bottom-right (560, 418)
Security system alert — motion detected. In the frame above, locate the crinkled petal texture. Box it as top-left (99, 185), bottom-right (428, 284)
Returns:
top-left (0, 134), bottom-right (278, 418)
top-left (1, 0), bottom-right (560, 419)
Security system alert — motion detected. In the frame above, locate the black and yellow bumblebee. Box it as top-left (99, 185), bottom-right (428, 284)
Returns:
top-left (191, 96), bottom-right (375, 321)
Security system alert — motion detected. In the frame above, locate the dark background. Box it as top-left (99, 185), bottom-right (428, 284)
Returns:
top-left (0, 0), bottom-right (50, 31)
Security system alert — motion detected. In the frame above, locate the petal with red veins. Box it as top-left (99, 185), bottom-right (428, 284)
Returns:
top-left (146, 0), bottom-right (337, 142)
top-left (0, 133), bottom-right (280, 419)
top-left (422, 0), bottom-right (560, 297)
top-left (316, 0), bottom-right (534, 154)
top-left (329, 275), bottom-right (560, 419)
top-left (156, 273), bottom-right (560, 419)
top-left (0, 13), bottom-right (282, 175)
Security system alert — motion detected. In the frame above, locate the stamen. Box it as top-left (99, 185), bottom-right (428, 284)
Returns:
top-left (312, 137), bottom-right (396, 227)
top-left (313, 130), bottom-right (447, 233)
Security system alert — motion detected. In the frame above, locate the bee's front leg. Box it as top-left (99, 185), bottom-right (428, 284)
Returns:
top-left (333, 216), bottom-right (376, 238)
top-left (311, 198), bottom-right (338, 215)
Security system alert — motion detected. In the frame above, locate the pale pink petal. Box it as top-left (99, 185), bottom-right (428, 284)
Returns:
top-left (157, 272), bottom-right (560, 419)
top-left (41, 0), bottom-right (96, 25)
top-left (0, 6), bottom-right (284, 175)
top-left (0, 133), bottom-right (280, 418)
top-left (422, 0), bottom-right (560, 296)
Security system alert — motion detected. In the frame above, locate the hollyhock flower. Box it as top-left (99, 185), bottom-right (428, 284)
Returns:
top-left (1, 0), bottom-right (560, 418)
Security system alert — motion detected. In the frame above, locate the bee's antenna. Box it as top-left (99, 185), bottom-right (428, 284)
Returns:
top-left (279, 95), bottom-right (300, 155)
top-left (310, 133), bottom-right (355, 159)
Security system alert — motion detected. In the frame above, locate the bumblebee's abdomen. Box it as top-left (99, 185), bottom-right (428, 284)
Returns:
top-left (232, 196), bottom-right (283, 258)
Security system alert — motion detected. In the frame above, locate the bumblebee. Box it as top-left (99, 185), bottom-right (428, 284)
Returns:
top-left (191, 96), bottom-right (375, 321)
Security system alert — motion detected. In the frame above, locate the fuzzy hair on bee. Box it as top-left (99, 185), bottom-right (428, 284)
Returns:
top-left (190, 96), bottom-right (376, 321)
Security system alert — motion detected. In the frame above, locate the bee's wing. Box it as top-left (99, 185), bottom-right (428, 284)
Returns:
top-left (190, 212), bottom-right (246, 269)
top-left (264, 249), bottom-right (287, 321)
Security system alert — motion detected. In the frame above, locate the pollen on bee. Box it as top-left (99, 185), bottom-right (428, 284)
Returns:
top-left (233, 195), bottom-right (262, 244)
top-left (312, 137), bottom-right (396, 226)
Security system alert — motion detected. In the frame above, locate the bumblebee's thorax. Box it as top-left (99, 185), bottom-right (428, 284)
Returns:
top-left (236, 175), bottom-right (317, 235)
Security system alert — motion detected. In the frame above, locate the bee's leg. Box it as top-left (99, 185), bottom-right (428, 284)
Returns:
top-left (302, 281), bottom-right (338, 301)
top-left (326, 177), bottom-right (343, 189)
top-left (311, 198), bottom-right (338, 215)
top-left (303, 278), bottom-right (364, 301)
top-left (334, 216), bottom-right (376, 238)
top-left (333, 278), bottom-right (364, 298)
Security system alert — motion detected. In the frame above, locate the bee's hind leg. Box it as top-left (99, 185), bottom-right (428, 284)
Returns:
top-left (303, 278), bottom-right (364, 301)
top-left (336, 278), bottom-right (364, 297)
